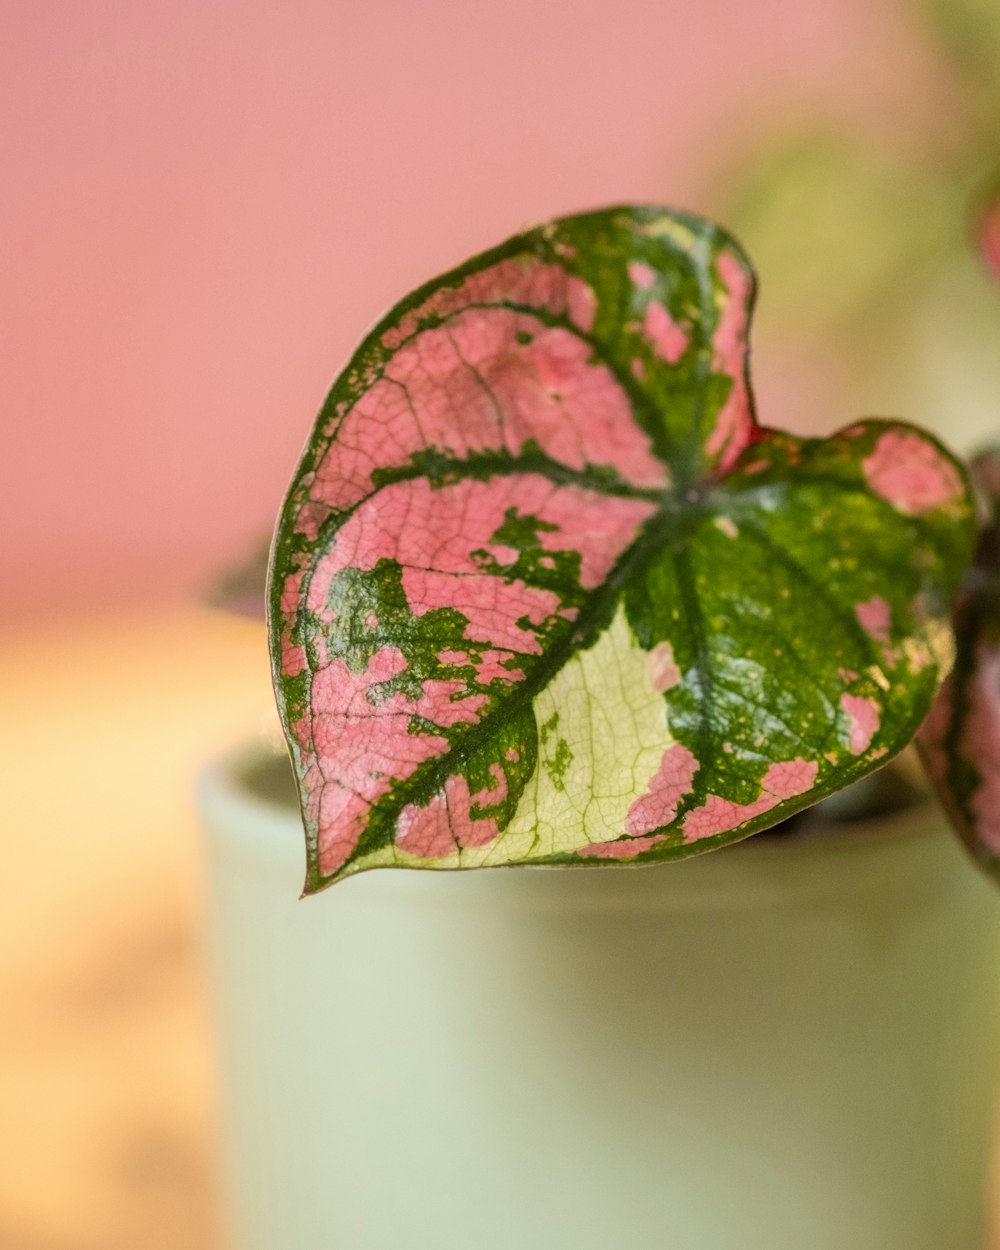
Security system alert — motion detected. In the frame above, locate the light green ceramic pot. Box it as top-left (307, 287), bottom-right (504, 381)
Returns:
top-left (199, 746), bottom-right (1000, 1250)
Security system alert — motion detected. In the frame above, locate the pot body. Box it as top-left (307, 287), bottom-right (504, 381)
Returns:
top-left (200, 748), bottom-right (1000, 1250)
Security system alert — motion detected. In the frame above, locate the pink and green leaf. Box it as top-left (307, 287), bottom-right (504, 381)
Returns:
top-left (269, 205), bottom-right (975, 891)
top-left (919, 447), bottom-right (1000, 880)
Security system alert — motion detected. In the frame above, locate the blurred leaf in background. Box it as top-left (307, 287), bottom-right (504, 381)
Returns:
top-left (205, 537), bottom-right (270, 621)
top-left (975, 173), bottom-right (1000, 284)
top-left (714, 0), bottom-right (1000, 450)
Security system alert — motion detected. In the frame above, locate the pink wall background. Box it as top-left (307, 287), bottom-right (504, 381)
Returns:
top-left (1, 0), bottom-right (928, 618)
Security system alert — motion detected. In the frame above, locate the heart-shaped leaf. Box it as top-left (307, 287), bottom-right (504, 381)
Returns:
top-left (269, 205), bottom-right (974, 891)
top-left (919, 447), bottom-right (1000, 880)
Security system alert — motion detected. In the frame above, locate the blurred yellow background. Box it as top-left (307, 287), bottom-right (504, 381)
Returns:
top-left (0, 610), bottom-right (270, 1249)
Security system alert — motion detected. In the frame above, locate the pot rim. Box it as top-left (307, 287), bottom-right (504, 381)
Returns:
top-left (197, 742), bottom-right (960, 913)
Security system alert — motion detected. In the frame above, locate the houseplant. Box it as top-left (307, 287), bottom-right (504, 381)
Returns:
top-left (200, 204), bottom-right (1000, 1249)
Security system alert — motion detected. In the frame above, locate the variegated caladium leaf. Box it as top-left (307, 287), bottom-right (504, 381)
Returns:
top-left (919, 447), bottom-right (1000, 881)
top-left (269, 205), bottom-right (975, 892)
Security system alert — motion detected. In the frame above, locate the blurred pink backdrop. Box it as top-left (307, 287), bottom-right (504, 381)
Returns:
top-left (1, 0), bottom-right (930, 619)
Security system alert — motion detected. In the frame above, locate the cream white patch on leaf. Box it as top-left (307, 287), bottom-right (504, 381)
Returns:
top-left (495, 605), bottom-right (677, 862)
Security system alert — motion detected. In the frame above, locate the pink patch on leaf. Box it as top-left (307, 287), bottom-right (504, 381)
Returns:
top-left (683, 795), bottom-right (771, 842)
top-left (436, 646), bottom-right (522, 684)
top-left (643, 301), bottom-right (689, 364)
top-left (454, 764), bottom-right (509, 846)
top-left (307, 475), bottom-right (653, 651)
top-left (648, 641), bottom-right (682, 692)
top-left (280, 570), bottom-right (305, 616)
top-left (706, 250), bottom-right (755, 474)
top-left (281, 638), bottom-right (307, 676)
top-left (383, 256), bottom-right (597, 344)
top-left (473, 650), bottom-right (524, 683)
top-left (403, 568), bottom-right (559, 653)
top-left (579, 832), bottom-right (669, 859)
top-left (306, 300), bottom-right (665, 518)
top-left (840, 693), bottom-right (880, 755)
top-left (628, 261), bottom-right (656, 290)
top-left (566, 280), bottom-right (597, 332)
top-left (625, 743), bottom-right (698, 836)
top-left (294, 501), bottom-right (331, 540)
top-left (862, 431), bottom-right (963, 515)
top-left (396, 795), bottom-right (456, 859)
top-left (299, 646), bottom-right (492, 877)
top-left (682, 756), bottom-right (818, 843)
top-left (398, 764), bottom-right (509, 858)
top-left (315, 784), bottom-right (376, 879)
top-left (487, 543), bottom-right (519, 566)
top-left (855, 596), bottom-right (890, 644)
top-left (761, 757), bottom-right (819, 799)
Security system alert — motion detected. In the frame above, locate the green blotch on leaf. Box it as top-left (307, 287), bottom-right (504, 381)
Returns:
top-left (542, 737), bottom-right (574, 791)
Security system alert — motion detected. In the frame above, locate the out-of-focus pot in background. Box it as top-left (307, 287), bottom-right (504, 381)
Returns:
top-left (200, 745), bottom-right (1000, 1250)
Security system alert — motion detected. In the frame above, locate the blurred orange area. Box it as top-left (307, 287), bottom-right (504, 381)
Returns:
top-left (0, 607), bottom-right (271, 1250)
